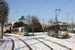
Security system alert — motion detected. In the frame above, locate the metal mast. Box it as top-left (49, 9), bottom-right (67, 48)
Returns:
top-left (55, 9), bottom-right (61, 23)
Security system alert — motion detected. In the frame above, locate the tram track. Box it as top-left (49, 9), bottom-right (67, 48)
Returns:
top-left (34, 38), bottom-right (53, 50)
top-left (43, 38), bottom-right (72, 50)
top-left (4, 34), bottom-right (53, 50)
top-left (4, 34), bottom-right (72, 50)
top-left (4, 36), bottom-right (15, 50)
top-left (14, 37), bottom-right (32, 50)
top-left (8, 37), bottom-right (14, 50)
top-left (13, 36), bottom-right (54, 50)
top-left (4, 34), bottom-right (32, 50)
top-left (32, 37), bottom-right (72, 50)
top-left (50, 36), bottom-right (75, 44)
top-left (63, 39), bottom-right (75, 43)
top-left (47, 35), bottom-right (73, 50)
top-left (50, 35), bottom-right (75, 45)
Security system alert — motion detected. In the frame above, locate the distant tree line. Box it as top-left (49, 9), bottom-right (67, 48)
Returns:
top-left (48, 18), bottom-right (60, 24)
top-left (68, 24), bottom-right (75, 28)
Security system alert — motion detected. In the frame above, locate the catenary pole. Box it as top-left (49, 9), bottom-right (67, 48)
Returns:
top-left (43, 18), bottom-right (44, 34)
top-left (67, 12), bottom-right (69, 25)
top-left (72, 18), bottom-right (73, 33)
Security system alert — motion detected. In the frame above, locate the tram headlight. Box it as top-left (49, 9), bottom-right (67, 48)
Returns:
top-left (61, 32), bottom-right (65, 35)
top-left (61, 32), bottom-right (64, 33)
top-left (61, 32), bottom-right (67, 35)
top-left (61, 31), bottom-right (67, 34)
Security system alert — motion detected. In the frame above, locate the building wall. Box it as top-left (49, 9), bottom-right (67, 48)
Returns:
top-left (11, 21), bottom-right (17, 26)
top-left (0, 26), bottom-right (11, 32)
top-left (0, 21), bottom-right (16, 32)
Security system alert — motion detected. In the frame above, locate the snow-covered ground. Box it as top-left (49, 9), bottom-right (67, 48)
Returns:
top-left (0, 32), bottom-right (75, 50)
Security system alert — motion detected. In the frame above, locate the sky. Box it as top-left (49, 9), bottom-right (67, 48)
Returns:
top-left (5, 0), bottom-right (75, 24)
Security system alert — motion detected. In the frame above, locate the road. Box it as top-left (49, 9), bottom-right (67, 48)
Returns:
top-left (0, 32), bottom-right (75, 50)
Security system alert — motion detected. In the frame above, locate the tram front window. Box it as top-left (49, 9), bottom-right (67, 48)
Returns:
top-left (24, 27), bottom-right (28, 32)
top-left (60, 25), bottom-right (67, 31)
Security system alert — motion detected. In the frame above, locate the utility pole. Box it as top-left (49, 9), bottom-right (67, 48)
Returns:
top-left (55, 9), bottom-right (61, 23)
top-left (72, 18), bottom-right (73, 33)
top-left (67, 12), bottom-right (68, 32)
top-left (67, 12), bottom-right (69, 25)
top-left (43, 18), bottom-right (44, 34)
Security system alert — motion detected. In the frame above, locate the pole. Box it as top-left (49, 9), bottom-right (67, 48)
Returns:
top-left (67, 12), bottom-right (68, 25)
top-left (72, 18), bottom-right (73, 33)
top-left (67, 12), bottom-right (68, 32)
top-left (55, 9), bottom-right (58, 23)
top-left (0, 27), bottom-right (2, 38)
top-left (43, 18), bottom-right (44, 34)
top-left (11, 27), bottom-right (12, 34)
top-left (55, 9), bottom-right (61, 23)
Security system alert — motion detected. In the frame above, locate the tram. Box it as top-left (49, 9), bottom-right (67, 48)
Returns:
top-left (48, 22), bottom-right (68, 38)
top-left (12, 26), bottom-right (28, 35)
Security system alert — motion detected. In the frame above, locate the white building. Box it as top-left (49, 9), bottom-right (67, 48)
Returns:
top-left (11, 21), bottom-right (17, 27)
top-left (0, 21), bottom-right (17, 32)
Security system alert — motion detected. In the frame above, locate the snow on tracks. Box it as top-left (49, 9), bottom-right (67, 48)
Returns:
top-left (32, 37), bottom-right (71, 50)
top-left (4, 35), bottom-right (31, 50)
top-left (20, 36), bottom-right (52, 50)
top-left (3, 33), bottom-right (75, 50)
top-left (43, 38), bottom-right (72, 50)
top-left (13, 36), bottom-right (32, 50)
top-left (4, 35), bottom-right (14, 50)
top-left (19, 35), bottom-right (72, 50)
top-left (45, 36), bottom-right (73, 50)
top-left (7, 37), bottom-right (14, 50)
top-left (34, 38), bottom-right (53, 50)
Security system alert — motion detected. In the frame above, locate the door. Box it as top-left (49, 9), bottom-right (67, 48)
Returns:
top-left (55, 26), bottom-right (58, 37)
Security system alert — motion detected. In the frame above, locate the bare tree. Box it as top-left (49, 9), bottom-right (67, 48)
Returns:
top-left (25, 15), bottom-right (32, 24)
top-left (48, 19), bottom-right (56, 24)
top-left (26, 15), bottom-right (42, 35)
top-left (31, 16), bottom-right (39, 35)
top-left (48, 18), bottom-right (60, 24)
top-left (68, 23), bottom-right (75, 29)
top-left (0, 0), bottom-right (9, 38)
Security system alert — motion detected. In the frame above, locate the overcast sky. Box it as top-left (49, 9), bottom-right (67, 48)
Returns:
top-left (5, 0), bottom-right (75, 24)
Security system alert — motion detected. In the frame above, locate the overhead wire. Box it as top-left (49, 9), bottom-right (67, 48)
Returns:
top-left (69, 11), bottom-right (75, 16)
top-left (61, 0), bottom-right (72, 21)
top-left (62, 10), bottom-right (75, 23)
top-left (61, 10), bottom-right (75, 22)
top-left (47, 0), bottom-right (72, 20)
top-left (9, 0), bottom-right (19, 22)
top-left (33, 0), bottom-right (72, 23)
top-left (33, 0), bottom-right (46, 15)
top-left (60, 0), bottom-right (72, 8)
top-left (15, 0), bottom-right (19, 12)
top-left (10, 0), bottom-right (19, 17)
top-left (50, 0), bottom-right (72, 22)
